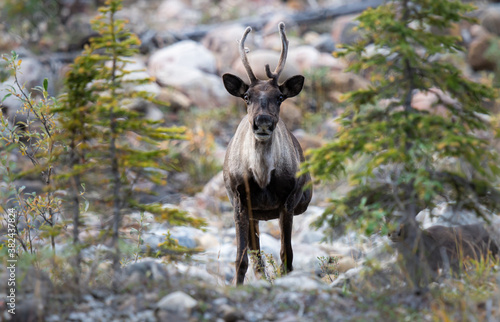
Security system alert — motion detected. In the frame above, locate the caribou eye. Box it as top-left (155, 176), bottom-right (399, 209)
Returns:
top-left (277, 95), bottom-right (285, 104)
top-left (243, 94), bottom-right (250, 104)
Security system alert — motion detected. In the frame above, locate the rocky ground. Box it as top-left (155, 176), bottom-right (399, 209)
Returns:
top-left (2, 0), bottom-right (500, 320)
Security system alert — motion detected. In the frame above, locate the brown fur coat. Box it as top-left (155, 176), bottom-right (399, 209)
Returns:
top-left (389, 223), bottom-right (499, 274)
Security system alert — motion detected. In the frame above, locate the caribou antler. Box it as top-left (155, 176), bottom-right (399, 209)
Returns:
top-left (239, 27), bottom-right (258, 84)
top-left (265, 22), bottom-right (288, 84)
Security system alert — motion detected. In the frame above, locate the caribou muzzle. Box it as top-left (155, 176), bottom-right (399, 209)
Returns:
top-left (253, 114), bottom-right (275, 141)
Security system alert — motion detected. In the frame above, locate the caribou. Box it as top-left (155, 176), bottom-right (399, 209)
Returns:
top-left (222, 22), bottom-right (312, 284)
top-left (389, 223), bottom-right (499, 276)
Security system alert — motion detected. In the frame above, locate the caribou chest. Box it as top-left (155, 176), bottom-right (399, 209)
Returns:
top-left (228, 117), bottom-right (294, 190)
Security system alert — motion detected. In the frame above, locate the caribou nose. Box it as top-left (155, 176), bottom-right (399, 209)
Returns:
top-left (253, 114), bottom-right (274, 132)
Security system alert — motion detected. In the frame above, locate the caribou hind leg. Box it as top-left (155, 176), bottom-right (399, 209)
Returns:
top-left (279, 209), bottom-right (294, 275)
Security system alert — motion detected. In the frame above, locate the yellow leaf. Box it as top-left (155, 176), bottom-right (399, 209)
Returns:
top-left (350, 178), bottom-right (360, 185)
top-left (365, 143), bottom-right (376, 152)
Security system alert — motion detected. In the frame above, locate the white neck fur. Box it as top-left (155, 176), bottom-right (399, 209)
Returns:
top-left (250, 137), bottom-right (276, 189)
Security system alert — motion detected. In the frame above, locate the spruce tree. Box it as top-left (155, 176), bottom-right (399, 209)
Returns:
top-left (53, 0), bottom-right (204, 284)
top-left (303, 0), bottom-right (500, 287)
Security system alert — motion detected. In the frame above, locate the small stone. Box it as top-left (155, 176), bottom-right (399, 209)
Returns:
top-left (202, 24), bottom-right (247, 73)
top-left (157, 87), bottom-right (192, 110)
top-left (157, 291), bottom-right (198, 316)
top-left (149, 40), bottom-right (216, 75)
top-left (218, 304), bottom-right (244, 322)
top-left (325, 71), bottom-right (369, 94)
top-left (169, 226), bottom-right (202, 249)
top-left (155, 309), bottom-right (187, 322)
top-left (118, 295), bottom-right (137, 312)
top-left (481, 9), bottom-right (500, 37)
top-left (11, 295), bottom-right (45, 322)
top-left (331, 266), bottom-right (363, 288)
top-left (244, 310), bottom-right (265, 322)
top-left (468, 33), bottom-right (495, 71)
top-left (212, 297), bottom-right (228, 306)
top-left (331, 14), bottom-right (359, 44)
top-left (337, 256), bottom-right (357, 273)
top-left (144, 292), bottom-right (160, 303)
top-left (274, 271), bottom-right (327, 291)
top-left (121, 260), bottom-right (169, 291)
top-left (311, 33), bottom-right (337, 53)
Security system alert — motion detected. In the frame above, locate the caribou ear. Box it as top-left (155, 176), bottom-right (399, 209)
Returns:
top-left (280, 75), bottom-right (304, 98)
top-left (223, 73), bottom-right (249, 98)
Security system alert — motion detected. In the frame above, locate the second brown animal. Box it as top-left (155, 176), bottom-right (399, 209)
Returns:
top-left (389, 223), bottom-right (499, 275)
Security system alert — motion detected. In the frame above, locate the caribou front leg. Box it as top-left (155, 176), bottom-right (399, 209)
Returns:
top-left (234, 204), bottom-right (249, 285)
top-left (279, 209), bottom-right (293, 275)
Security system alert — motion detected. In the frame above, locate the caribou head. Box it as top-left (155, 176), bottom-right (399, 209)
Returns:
top-left (222, 22), bottom-right (304, 142)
